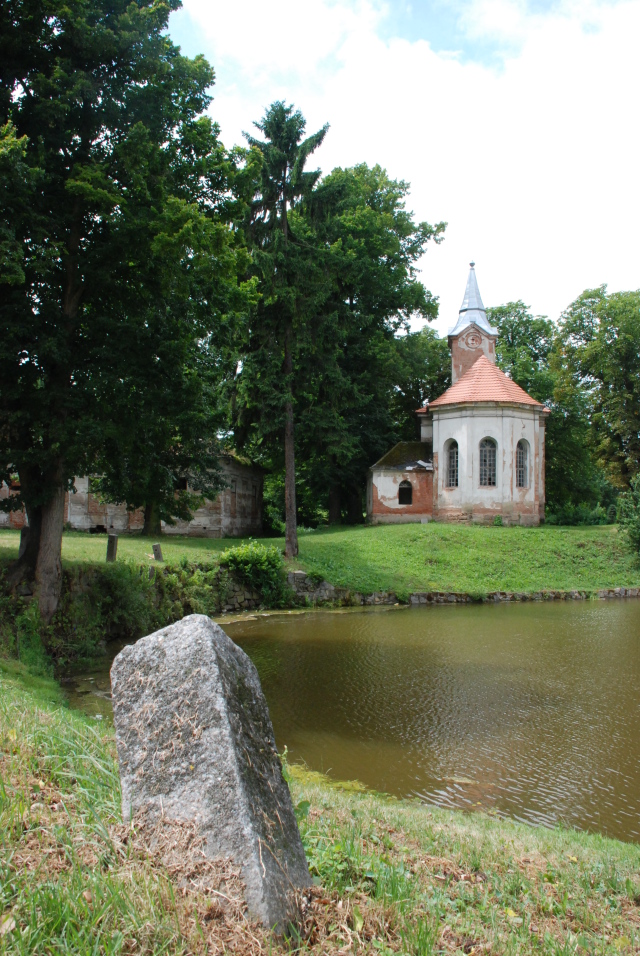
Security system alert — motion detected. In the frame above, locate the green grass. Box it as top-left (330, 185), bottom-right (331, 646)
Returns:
top-left (2, 524), bottom-right (638, 599)
top-left (0, 529), bottom-right (263, 568)
top-left (291, 524), bottom-right (640, 598)
top-left (1, 666), bottom-right (639, 954)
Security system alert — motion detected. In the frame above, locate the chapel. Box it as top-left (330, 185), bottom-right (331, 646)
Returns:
top-left (366, 263), bottom-right (548, 525)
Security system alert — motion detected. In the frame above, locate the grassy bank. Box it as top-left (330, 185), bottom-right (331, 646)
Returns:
top-left (1, 665), bottom-right (639, 954)
top-left (2, 524), bottom-right (639, 598)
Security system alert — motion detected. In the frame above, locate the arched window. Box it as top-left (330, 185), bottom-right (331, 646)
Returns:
top-left (479, 438), bottom-right (497, 487)
top-left (445, 440), bottom-right (458, 488)
top-left (398, 480), bottom-right (412, 505)
top-left (516, 439), bottom-right (529, 488)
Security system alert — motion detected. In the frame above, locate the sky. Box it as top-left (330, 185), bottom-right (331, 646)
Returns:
top-left (168, 0), bottom-right (638, 335)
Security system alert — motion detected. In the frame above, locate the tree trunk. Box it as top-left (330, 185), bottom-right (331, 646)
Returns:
top-left (35, 476), bottom-right (66, 623)
top-left (143, 502), bottom-right (161, 537)
top-left (283, 324), bottom-right (298, 558)
top-left (6, 464), bottom-right (43, 588)
top-left (328, 485), bottom-right (342, 524)
top-left (346, 490), bottom-right (364, 525)
top-left (6, 504), bottom-right (42, 588)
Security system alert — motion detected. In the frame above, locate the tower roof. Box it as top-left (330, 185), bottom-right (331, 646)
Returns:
top-left (448, 262), bottom-right (498, 338)
top-left (428, 355), bottom-right (545, 408)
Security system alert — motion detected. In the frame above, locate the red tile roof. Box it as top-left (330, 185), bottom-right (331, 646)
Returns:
top-left (425, 356), bottom-right (545, 409)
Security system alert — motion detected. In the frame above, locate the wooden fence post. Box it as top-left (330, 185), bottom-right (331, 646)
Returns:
top-left (107, 534), bottom-right (118, 563)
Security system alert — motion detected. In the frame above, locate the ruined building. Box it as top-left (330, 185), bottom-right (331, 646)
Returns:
top-left (0, 455), bottom-right (263, 538)
top-left (367, 263), bottom-right (548, 525)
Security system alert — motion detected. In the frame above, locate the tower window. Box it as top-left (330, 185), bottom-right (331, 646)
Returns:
top-left (446, 440), bottom-right (459, 488)
top-left (516, 440), bottom-right (529, 488)
top-left (479, 438), bottom-right (497, 487)
top-left (398, 480), bottom-right (412, 505)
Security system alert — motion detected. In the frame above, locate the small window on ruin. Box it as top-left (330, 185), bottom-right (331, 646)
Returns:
top-left (446, 440), bottom-right (458, 488)
top-left (479, 438), bottom-right (497, 487)
top-left (251, 484), bottom-right (258, 514)
top-left (176, 477), bottom-right (188, 491)
top-left (398, 480), bottom-right (412, 505)
top-left (516, 440), bottom-right (528, 488)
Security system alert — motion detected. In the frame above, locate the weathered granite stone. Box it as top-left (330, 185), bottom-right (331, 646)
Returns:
top-left (110, 614), bottom-right (310, 931)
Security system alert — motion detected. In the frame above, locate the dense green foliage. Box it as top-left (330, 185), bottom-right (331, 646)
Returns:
top-left (487, 301), bottom-right (619, 521)
top-left (618, 474), bottom-right (640, 555)
top-left (558, 287), bottom-right (640, 488)
top-left (0, 536), bottom-right (296, 672)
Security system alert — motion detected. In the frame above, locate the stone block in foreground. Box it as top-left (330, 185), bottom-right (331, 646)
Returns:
top-left (110, 614), bottom-right (310, 931)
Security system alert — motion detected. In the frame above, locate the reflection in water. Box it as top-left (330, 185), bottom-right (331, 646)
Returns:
top-left (65, 602), bottom-right (640, 843)
top-left (229, 602), bottom-right (640, 843)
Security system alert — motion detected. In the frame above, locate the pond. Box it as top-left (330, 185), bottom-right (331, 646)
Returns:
top-left (64, 600), bottom-right (640, 843)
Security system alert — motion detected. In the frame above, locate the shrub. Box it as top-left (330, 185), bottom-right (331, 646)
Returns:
top-left (545, 502), bottom-right (609, 526)
top-left (618, 475), bottom-right (640, 554)
top-left (219, 542), bottom-right (292, 608)
top-left (15, 604), bottom-right (52, 677)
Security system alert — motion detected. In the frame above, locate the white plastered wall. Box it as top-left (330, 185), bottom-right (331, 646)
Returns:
top-left (433, 404), bottom-right (544, 523)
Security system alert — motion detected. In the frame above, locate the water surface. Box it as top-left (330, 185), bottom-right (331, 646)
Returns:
top-left (66, 601), bottom-right (640, 843)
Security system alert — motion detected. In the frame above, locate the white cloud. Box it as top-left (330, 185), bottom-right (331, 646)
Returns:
top-left (179, 0), bottom-right (639, 333)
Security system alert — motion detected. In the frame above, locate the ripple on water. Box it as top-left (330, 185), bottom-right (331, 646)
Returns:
top-left (65, 601), bottom-right (640, 843)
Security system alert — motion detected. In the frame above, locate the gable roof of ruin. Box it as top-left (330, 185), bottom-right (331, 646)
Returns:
top-left (426, 356), bottom-right (546, 409)
top-left (372, 441), bottom-right (433, 470)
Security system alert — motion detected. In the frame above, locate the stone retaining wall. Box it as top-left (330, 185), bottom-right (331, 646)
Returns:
top-left (221, 578), bottom-right (262, 613)
top-left (284, 571), bottom-right (640, 610)
top-left (409, 587), bottom-right (640, 604)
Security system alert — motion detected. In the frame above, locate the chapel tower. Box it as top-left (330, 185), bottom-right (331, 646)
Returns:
top-left (448, 263), bottom-right (498, 384)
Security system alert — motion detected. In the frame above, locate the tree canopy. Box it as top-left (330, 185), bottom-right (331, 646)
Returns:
top-left (230, 149), bottom-right (446, 528)
top-left (0, 0), bottom-right (252, 617)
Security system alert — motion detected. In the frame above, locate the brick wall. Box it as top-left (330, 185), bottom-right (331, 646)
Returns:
top-left (370, 469), bottom-right (433, 518)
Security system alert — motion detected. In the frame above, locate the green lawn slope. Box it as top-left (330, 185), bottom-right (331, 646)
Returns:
top-left (2, 524), bottom-right (638, 599)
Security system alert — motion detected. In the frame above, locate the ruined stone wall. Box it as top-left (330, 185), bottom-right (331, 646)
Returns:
top-left (162, 459), bottom-right (262, 538)
top-left (0, 482), bottom-right (25, 529)
top-left (1, 457), bottom-right (263, 538)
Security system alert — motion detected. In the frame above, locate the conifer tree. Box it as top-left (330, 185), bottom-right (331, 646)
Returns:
top-left (240, 102), bottom-right (328, 556)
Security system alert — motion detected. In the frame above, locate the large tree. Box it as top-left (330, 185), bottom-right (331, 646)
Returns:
top-left (294, 163), bottom-right (445, 521)
top-left (0, 0), bottom-right (249, 618)
top-left (232, 158), bottom-right (445, 526)
top-left (237, 102), bottom-right (328, 556)
top-left (558, 286), bottom-right (640, 488)
top-left (487, 301), bottom-right (612, 513)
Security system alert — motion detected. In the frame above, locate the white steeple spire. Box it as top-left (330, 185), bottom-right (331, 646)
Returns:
top-left (448, 262), bottom-right (498, 337)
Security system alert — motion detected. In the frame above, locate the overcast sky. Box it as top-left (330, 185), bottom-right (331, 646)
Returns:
top-left (168, 0), bottom-right (638, 335)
